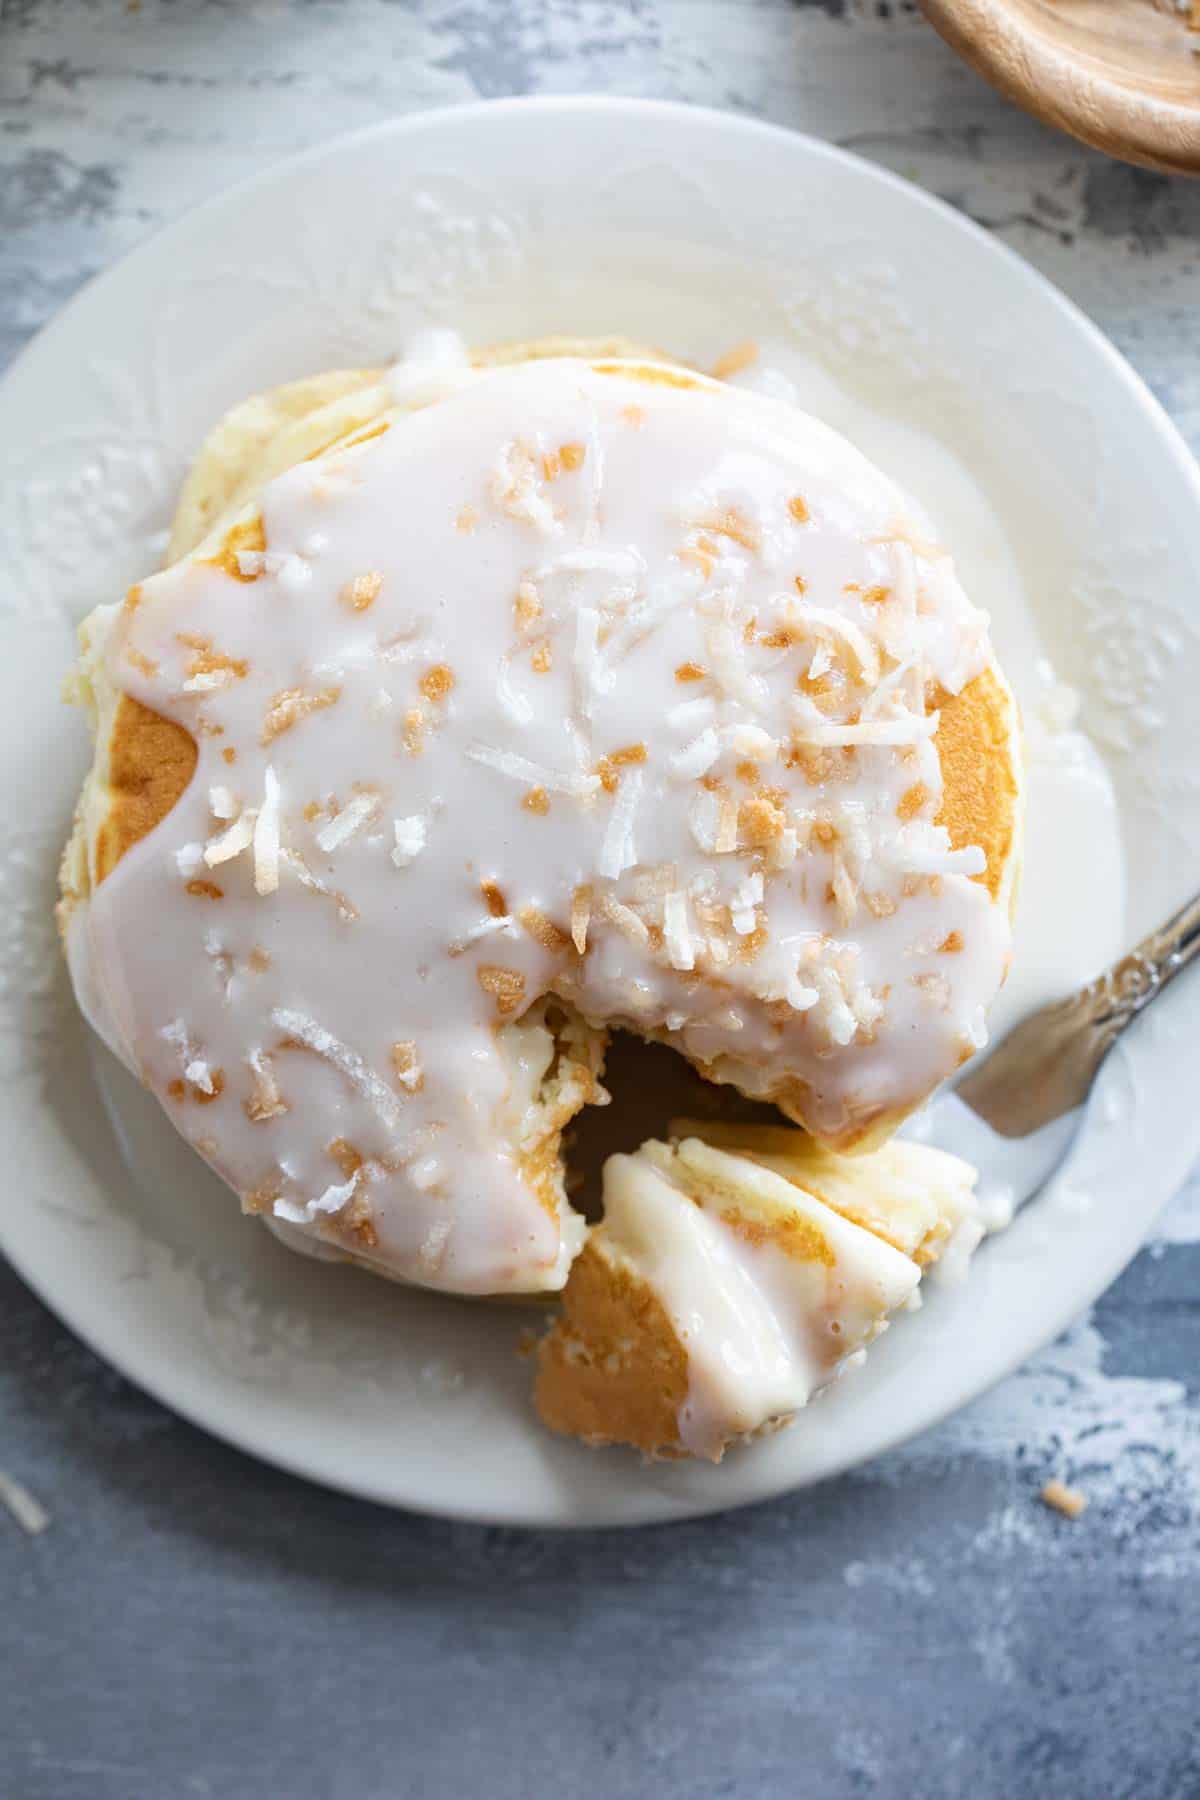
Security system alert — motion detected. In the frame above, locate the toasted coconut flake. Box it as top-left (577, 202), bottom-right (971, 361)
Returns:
top-left (261, 685), bottom-right (341, 745)
top-left (523, 787), bottom-right (550, 815)
top-left (390, 1040), bottom-right (425, 1092)
top-left (716, 788), bottom-right (740, 854)
top-left (476, 964), bottom-right (527, 1018)
top-left (598, 767), bottom-right (642, 879)
top-left (693, 506), bottom-right (761, 554)
top-left (514, 580), bottom-right (542, 629)
top-left (271, 1008), bottom-right (400, 1127)
top-left (182, 669), bottom-right (234, 695)
top-left (597, 891), bottom-right (650, 946)
top-left (571, 885), bottom-right (592, 955)
top-left (340, 570), bottom-right (383, 611)
top-left (788, 495), bottom-right (810, 524)
top-left (419, 663), bottom-right (455, 704)
top-left (832, 862), bottom-right (859, 926)
top-left (253, 766), bottom-right (281, 895)
top-left (520, 906), bottom-right (572, 953)
top-left (675, 661), bottom-right (708, 684)
top-left (161, 1018), bottom-right (220, 1095)
top-left (662, 891), bottom-right (695, 971)
top-left (490, 439), bottom-right (558, 535)
top-left (467, 742), bottom-right (600, 799)
top-left (724, 723), bottom-right (776, 762)
top-left (770, 826), bottom-right (799, 871)
top-left (482, 881), bottom-right (508, 918)
top-left (1041, 1479), bottom-right (1087, 1520)
top-left (245, 1049), bottom-right (288, 1122)
top-left (913, 971), bottom-right (952, 1009)
top-left (316, 792), bottom-right (379, 854)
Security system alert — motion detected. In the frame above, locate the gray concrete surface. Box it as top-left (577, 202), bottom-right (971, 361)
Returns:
top-left (2, 4), bottom-right (1199, 1796)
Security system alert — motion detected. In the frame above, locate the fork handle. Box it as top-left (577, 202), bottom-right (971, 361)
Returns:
top-left (956, 888), bottom-right (1200, 1137)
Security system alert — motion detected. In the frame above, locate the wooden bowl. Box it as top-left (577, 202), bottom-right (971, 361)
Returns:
top-left (919, 0), bottom-right (1200, 174)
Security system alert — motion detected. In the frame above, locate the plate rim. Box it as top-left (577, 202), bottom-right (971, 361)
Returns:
top-left (4, 94), bottom-right (1199, 1529)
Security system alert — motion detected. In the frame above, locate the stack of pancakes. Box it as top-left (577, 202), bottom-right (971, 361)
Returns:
top-left (60, 335), bottom-right (1022, 1461)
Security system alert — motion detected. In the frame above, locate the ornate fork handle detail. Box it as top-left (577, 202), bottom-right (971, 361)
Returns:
top-left (957, 891), bottom-right (1200, 1139)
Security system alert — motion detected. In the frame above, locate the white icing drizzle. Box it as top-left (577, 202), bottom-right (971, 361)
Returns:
top-left (78, 357), bottom-right (1010, 1295)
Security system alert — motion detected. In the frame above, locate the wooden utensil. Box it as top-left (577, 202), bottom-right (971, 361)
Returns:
top-left (919, 0), bottom-right (1200, 174)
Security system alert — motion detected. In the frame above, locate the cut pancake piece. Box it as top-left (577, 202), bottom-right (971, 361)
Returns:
top-left (535, 1133), bottom-right (978, 1460)
top-left (666, 1119), bottom-right (976, 1266)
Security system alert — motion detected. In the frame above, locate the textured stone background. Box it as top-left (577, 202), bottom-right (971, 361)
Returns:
top-left (2, 4), bottom-right (1199, 1797)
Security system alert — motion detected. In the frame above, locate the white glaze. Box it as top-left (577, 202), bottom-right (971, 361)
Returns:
top-left (72, 355), bottom-right (1012, 1295)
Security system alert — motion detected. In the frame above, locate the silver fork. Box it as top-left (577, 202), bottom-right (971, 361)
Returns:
top-left (912, 891), bottom-right (1200, 1206)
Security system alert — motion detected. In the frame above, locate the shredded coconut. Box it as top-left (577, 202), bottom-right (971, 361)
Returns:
top-left (209, 786), bottom-right (238, 820)
top-left (184, 1058), bottom-right (215, 1095)
top-left (598, 768), bottom-right (642, 879)
top-left (597, 891), bottom-right (650, 946)
top-left (391, 815), bottom-right (428, 868)
top-left (253, 766), bottom-right (281, 895)
top-left (273, 1171), bottom-right (360, 1226)
top-left (270, 1008), bottom-right (400, 1129)
top-left (489, 439), bottom-right (559, 535)
top-left (174, 842), bottom-right (205, 878)
top-left (203, 811), bottom-right (256, 868)
top-left (0, 1471), bottom-right (49, 1536)
top-left (496, 654), bottom-right (535, 726)
top-left (731, 871), bottom-right (764, 936)
top-left (449, 913), bottom-right (519, 955)
top-left (725, 723), bottom-right (776, 761)
top-left (670, 728), bottom-right (720, 781)
top-left (315, 792), bottom-right (379, 854)
top-left (466, 742), bottom-right (600, 798)
top-left (663, 891), bottom-right (695, 970)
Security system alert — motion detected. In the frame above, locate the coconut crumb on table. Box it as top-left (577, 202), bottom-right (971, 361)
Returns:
top-left (0, 1469), bottom-right (50, 1536)
top-left (1040, 1479), bottom-right (1087, 1520)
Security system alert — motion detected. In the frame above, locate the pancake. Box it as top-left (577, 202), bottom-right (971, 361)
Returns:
top-left (59, 333), bottom-right (1023, 1438)
top-left (536, 1130), bottom-right (980, 1461)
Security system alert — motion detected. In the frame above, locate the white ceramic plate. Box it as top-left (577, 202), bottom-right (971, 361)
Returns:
top-left (3, 99), bottom-right (1199, 1528)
